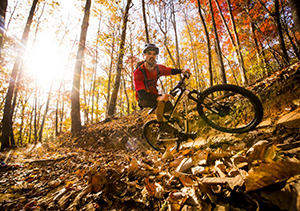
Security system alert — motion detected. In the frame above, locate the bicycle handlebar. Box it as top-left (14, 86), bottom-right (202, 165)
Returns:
top-left (169, 72), bottom-right (191, 96)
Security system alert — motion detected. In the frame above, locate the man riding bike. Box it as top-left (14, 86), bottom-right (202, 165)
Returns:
top-left (133, 43), bottom-right (190, 131)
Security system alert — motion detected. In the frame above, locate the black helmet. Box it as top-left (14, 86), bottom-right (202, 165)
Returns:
top-left (143, 43), bottom-right (159, 54)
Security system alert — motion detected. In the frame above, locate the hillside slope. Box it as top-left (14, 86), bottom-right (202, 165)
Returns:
top-left (67, 61), bottom-right (300, 151)
top-left (1, 61), bottom-right (300, 211)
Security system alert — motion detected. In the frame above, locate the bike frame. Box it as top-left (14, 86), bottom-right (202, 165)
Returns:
top-left (144, 73), bottom-right (263, 151)
top-left (166, 81), bottom-right (199, 135)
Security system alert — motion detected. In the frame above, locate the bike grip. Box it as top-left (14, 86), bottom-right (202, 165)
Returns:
top-left (184, 72), bottom-right (191, 79)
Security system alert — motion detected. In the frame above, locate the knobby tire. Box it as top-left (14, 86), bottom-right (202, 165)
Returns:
top-left (197, 84), bottom-right (263, 133)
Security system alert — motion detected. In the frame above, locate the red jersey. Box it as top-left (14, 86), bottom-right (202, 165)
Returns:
top-left (133, 64), bottom-right (172, 99)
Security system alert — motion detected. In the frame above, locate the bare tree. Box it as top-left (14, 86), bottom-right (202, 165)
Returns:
top-left (197, 0), bottom-right (213, 87)
top-left (107, 0), bottom-right (132, 118)
top-left (106, 26), bottom-right (116, 110)
top-left (142, 0), bottom-right (150, 43)
top-left (243, 2), bottom-right (270, 77)
top-left (0, 0), bottom-right (39, 150)
top-left (209, 0), bottom-right (227, 84)
top-left (38, 82), bottom-right (53, 143)
top-left (153, 1), bottom-right (176, 67)
top-left (91, 16), bottom-right (102, 124)
top-left (259, 0), bottom-right (289, 65)
top-left (170, 0), bottom-right (181, 69)
top-left (0, 0), bottom-right (7, 57)
top-left (71, 0), bottom-right (91, 136)
top-left (288, 0), bottom-right (300, 33)
top-left (215, 0), bottom-right (248, 85)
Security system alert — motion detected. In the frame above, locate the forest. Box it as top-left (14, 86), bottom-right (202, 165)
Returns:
top-left (0, 0), bottom-right (298, 149)
top-left (1, 0), bottom-right (300, 210)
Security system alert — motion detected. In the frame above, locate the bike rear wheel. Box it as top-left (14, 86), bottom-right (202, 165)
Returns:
top-left (197, 84), bottom-right (263, 133)
top-left (143, 120), bottom-right (179, 152)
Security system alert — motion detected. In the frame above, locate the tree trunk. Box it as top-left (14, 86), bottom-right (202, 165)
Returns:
top-left (56, 39), bottom-right (76, 135)
top-left (38, 82), bottom-right (53, 143)
top-left (82, 67), bottom-right (89, 124)
top-left (226, 0), bottom-right (248, 85)
top-left (170, 0), bottom-right (181, 69)
top-left (274, 0), bottom-right (289, 65)
top-left (122, 74), bottom-right (130, 114)
top-left (259, 0), bottom-right (289, 65)
top-left (91, 16), bottom-right (102, 123)
top-left (244, 5), bottom-right (269, 77)
top-left (106, 30), bottom-right (116, 110)
top-left (197, 0), bottom-right (213, 87)
top-left (34, 80), bottom-right (38, 145)
top-left (153, 2), bottom-right (176, 67)
top-left (107, 0), bottom-right (132, 118)
top-left (0, 0), bottom-right (7, 57)
top-left (183, 9), bottom-right (201, 90)
top-left (128, 31), bottom-right (137, 111)
top-left (71, 0), bottom-right (91, 136)
top-left (0, 0), bottom-right (38, 150)
top-left (209, 0), bottom-right (227, 84)
top-left (142, 0), bottom-right (149, 43)
top-left (288, 0), bottom-right (300, 33)
top-left (281, 11), bottom-right (300, 60)
top-left (28, 107), bottom-right (33, 144)
top-left (60, 92), bottom-right (65, 133)
top-left (18, 97), bottom-right (26, 145)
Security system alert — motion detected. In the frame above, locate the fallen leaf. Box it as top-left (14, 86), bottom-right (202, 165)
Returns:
top-left (245, 158), bottom-right (300, 192)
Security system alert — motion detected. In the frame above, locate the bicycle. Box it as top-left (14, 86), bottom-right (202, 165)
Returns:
top-left (143, 73), bottom-right (263, 151)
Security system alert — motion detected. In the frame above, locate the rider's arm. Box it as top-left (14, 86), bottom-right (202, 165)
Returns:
top-left (171, 68), bottom-right (182, 75)
top-left (158, 65), bottom-right (183, 75)
top-left (171, 68), bottom-right (191, 75)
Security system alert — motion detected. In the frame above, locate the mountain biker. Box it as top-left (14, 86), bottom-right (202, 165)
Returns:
top-left (133, 43), bottom-right (191, 131)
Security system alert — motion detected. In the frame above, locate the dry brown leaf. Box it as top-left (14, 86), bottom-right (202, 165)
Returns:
top-left (128, 157), bottom-right (139, 174)
top-left (176, 158), bottom-right (193, 173)
top-left (191, 166), bottom-right (207, 175)
top-left (246, 140), bottom-right (270, 163)
top-left (162, 148), bottom-right (174, 160)
top-left (208, 149), bottom-right (231, 164)
top-left (192, 150), bottom-right (209, 166)
top-left (245, 158), bottom-right (300, 192)
top-left (145, 177), bottom-right (156, 196)
top-left (199, 175), bottom-right (244, 190)
top-left (178, 175), bottom-right (197, 187)
top-left (90, 172), bottom-right (106, 193)
top-left (260, 176), bottom-right (300, 210)
top-left (168, 191), bottom-right (188, 211)
top-left (232, 155), bottom-right (248, 169)
top-left (169, 157), bottom-right (184, 168)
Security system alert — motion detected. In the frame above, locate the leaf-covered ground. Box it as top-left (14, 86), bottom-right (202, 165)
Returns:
top-left (1, 62), bottom-right (300, 211)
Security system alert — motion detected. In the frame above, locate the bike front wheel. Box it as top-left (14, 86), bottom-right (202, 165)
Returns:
top-left (197, 84), bottom-right (263, 133)
top-left (143, 120), bottom-right (179, 152)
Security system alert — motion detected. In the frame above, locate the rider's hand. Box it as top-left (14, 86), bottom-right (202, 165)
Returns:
top-left (182, 69), bottom-right (191, 74)
top-left (157, 94), bottom-right (173, 102)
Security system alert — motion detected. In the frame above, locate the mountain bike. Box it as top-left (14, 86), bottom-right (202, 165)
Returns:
top-left (143, 73), bottom-right (263, 151)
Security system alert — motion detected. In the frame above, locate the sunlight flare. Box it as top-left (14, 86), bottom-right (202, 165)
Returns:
top-left (26, 41), bottom-right (66, 88)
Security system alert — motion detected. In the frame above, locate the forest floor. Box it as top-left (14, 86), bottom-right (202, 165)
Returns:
top-left (1, 61), bottom-right (300, 211)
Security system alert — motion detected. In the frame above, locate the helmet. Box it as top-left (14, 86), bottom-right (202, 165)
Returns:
top-left (143, 43), bottom-right (159, 54)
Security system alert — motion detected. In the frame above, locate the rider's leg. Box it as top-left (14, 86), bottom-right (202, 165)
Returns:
top-left (156, 101), bottom-right (165, 122)
top-left (164, 102), bottom-right (183, 129)
top-left (157, 101), bottom-right (182, 133)
top-left (158, 101), bottom-right (181, 123)
top-left (157, 101), bottom-right (173, 132)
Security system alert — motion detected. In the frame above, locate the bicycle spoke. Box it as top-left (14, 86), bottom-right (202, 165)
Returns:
top-left (198, 85), bottom-right (263, 133)
top-left (143, 120), bottom-right (179, 151)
